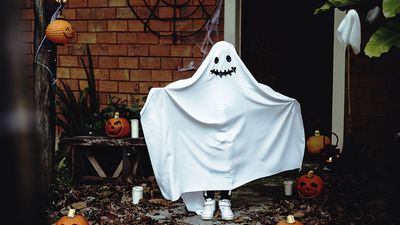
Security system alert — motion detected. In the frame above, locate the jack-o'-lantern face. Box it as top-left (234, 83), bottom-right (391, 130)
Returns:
top-left (106, 119), bottom-right (123, 135)
top-left (63, 26), bottom-right (75, 40)
top-left (296, 170), bottom-right (324, 198)
top-left (210, 54), bottom-right (237, 77)
top-left (104, 113), bottom-right (131, 138)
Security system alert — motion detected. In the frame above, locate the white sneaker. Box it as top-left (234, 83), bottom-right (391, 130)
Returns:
top-left (201, 198), bottom-right (216, 220)
top-left (218, 199), bottom-right (234, 221)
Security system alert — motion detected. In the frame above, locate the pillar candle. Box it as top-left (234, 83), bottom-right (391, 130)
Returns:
top-left (131, 119), bottom-right (139, 138)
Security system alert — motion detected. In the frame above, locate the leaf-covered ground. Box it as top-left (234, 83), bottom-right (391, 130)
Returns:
top-left (47, 167), bottom-right (398, 225)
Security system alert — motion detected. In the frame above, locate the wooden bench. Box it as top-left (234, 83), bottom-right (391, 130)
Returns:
top-left (59, 136), bottom-right (147, 182)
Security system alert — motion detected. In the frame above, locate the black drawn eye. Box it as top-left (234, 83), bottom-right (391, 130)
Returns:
top-left (226, 55), bottom-right (231, 62)
top-left (214, 57), bottom-right (219, 64)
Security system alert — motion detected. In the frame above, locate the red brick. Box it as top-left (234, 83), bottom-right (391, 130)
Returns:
top-left (99, 56), bottom-right (119, 68)
top-left (192, 45), bottom-right (204, 57)
top-left (19, 21), bottom-right (32, 32)
top-left (22, 32), bottom-right (33, 43)
top-left (69, 21), bottom-right (88, 32)
top-left (57, 45), bottom-right (69, 55)
top-left (78, 33), bottom-right (97, 43)
top-left (109, 0), bottom-right (128, 7)
top-left (89, 44), bottom-right (108, 55)
top-left (176, 21), bottom-right (193, 31)
top-left (77, 8), bottom-right (96, 20)
top-left (137, 33), bottom-right (159, 44)
top-left (359, 103), bottom-right (386, 116)
top-left (128, 44), bottom-right (149, 56)
top-left (149, 20), bottom-right (171, 31)
top-left (79, 80), bottom-right (88, 90)
top-left (159, 7), bottom-right (174, 18)
top-left (70, 68), bottom-right (86, 79)
top-left (152, 70), bottom-right (172, 81)
top-left (88, 21), bottom-right (108, 32)
top-left (62, 79), bottom-right (79, 91)
top-left (119, 82), bottom-right (139, 93)
top-left (159, 36), bottom-right (174, 44)
top-left (96, 8), bottom-right (116, 19)
top-left (63, 9), bottom-right (77, 20)
top-left (119, 57), bottom-right (139, 69)
top-left (21, 9), bottom-right (34, 20)
top-left (180, 6), bottom-right (203, 18)
top-left (130, 70), bottom-right (152, 81)
top-left (161, 57), bottom-right (182, 69)
top-left (93, 69), bottom-right (110, 80)
top-left (57, 67), bottom-right (70, 78)
top-left (117, 33), bottom-right (138, 43)
top-left (108, 44), bottom-right (128, 56)
top-left (60, 56), bottom-right (78, 67)
top-left (173, 70), bottom-right (193, 80)
top-left (182, 58), bottom-right (202, 67)
top-left (99, 81), bottom-right (118, 92)
top-left (149, 45), bottom-right (170, 56)
top-left (139, 82), bottom-right (155, 94)
top-left (88, 0), bottom-right (108, 7)
top-left (108, 20), bottom-right (128, 31)
top-left (171, 45), bottom-right (192, 57)
top-left (68, 0), bottom-right (88, 7)
top-left (128, 20), bottom-right (144, 32)
top-left (136, 6), bottom-right (151, 18)
top-left (79, 56), bottom-right (99, 68)
top-left (116, 7), bottom-right (135, 18)
top-left (140, 57), bottom-right (160, 69)
top-left (97, 32), bottom-right (117, 43)
top-left (20, 0), bottom-right (31, 8)
top-left (110, 69), bottom-right (130, 80)
top-left (68, 44), bottom-right (86, 55)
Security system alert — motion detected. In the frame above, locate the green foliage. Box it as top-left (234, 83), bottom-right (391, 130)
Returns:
top-left (56, 44), bottom-right (101, 137)
top-left (315, 0), bottom-right (400, 57)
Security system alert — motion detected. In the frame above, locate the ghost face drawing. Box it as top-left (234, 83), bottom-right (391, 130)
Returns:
top-left (210, 54), bottom-right (237, 77)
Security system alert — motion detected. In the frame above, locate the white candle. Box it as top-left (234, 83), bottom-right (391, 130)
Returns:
top-left (131, 119), bottom-right (139, 138)
top-left (132, 186), bottom-right (143, 204)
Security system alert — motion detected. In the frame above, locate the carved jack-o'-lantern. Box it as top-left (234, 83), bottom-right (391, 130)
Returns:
top-left (306, 130), bottom-right (331, 154)
top-left (56, 209), bottom-right (89, 225)
top-left (46, 17), bottom-right (75, 45)
top-left (276, 215), bottom-right (304, 225)
top-left (296, 170), bottom-right (324, 199)
top-left (105, 112), bottom-right (131, 138)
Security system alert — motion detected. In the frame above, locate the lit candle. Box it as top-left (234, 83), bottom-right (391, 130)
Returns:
top-left (131, 119), bottom-right (139, 138)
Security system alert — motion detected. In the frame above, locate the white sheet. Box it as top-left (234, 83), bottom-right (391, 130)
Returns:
top-left (140, 41), bottom-right (305, 213)
top-left (336, 9), bottom-right (361, 55)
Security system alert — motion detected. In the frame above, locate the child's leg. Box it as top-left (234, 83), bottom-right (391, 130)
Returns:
top-left (220, 190), bottom-right (231, 200)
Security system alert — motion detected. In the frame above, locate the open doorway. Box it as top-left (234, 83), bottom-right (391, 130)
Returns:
top-left (241, 0), bottom-right (334, 138)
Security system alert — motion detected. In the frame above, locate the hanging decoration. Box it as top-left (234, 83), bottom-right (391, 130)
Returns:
top-left (126, 0), bottom-right (223, 44)
top-left (46, 15), bottom-right (75, 45)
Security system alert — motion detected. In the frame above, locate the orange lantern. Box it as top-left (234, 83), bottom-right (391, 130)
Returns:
top-left (306, 130), bottom-right (331, 154)
top-left (296, 170), bottom-right (324, 199)
top-left (277, 215), bottom-right (304, 225)
top-left (46, 17), bottom-right (75, 45)
top-left (105, 112), bottom-right (131, 138)
top-left (56, 209), bottom-right (89, 225)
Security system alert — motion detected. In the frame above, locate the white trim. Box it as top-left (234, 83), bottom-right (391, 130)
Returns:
top-left (224, 3), bottom-right (346, 151)
top-left (224, 0), bottom-right (241, 55)
top-left (332, 9), bottom-right (346, 151)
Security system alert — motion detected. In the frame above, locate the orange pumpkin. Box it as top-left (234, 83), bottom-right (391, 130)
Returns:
top-left (306, 130), bottom-right (331, 154)
top-left (46, 18), bottom-right (75, 45)
top-left (277, 215), bottom-right (304, 225)
top-left (296, 170), bottom-right (324, 199)
top-left (56, 209), bottom-right (89, 225)
top-left (105, 112), bottom-right (131, 138)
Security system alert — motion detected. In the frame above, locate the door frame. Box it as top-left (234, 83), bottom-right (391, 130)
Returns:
top-left (224, 0), bottom-right (346, 150)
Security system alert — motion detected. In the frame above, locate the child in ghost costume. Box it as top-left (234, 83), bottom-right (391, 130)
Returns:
top-left (140, 41), bottom-right (305, 220)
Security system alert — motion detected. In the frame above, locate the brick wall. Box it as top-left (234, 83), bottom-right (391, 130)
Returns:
top-left (22, 0), bottom-right (224, 110)
top-left (345, 10), bottom-right (400, 158)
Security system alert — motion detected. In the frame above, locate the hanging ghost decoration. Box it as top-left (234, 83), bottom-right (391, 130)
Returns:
top-left (140, 41), bottom-right (305, 213)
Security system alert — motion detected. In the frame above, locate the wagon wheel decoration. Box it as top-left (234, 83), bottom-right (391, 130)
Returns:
top-left (127, 0), bottom-right (223, 44)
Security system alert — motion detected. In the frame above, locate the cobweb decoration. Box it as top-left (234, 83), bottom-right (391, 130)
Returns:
top-left (126, 0), bottom-right (223, 45)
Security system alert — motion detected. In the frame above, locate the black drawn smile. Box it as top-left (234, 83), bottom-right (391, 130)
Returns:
top-left (210, 67), bottom-right (237, 77)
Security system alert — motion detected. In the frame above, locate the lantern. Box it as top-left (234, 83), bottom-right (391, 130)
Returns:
top-left (56, 209), bottom-right (89, 225)
top-left (105, 112), bottom-right (131, 138)
top-left (46, 17), bottom-right (75, 45)
top-left (306, 130), bottom-right (331, 154)
top-left (296, 170), bottom-right (324, 198)
top-left (277, 215), bottom-right (304, 225)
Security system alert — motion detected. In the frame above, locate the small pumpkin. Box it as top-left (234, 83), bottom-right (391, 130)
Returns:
top-left (306, 130), bottom-right (331, 154)
top-left (296, 170), bottom-right (324, 199)
top-left (56, 209), bottom-right (89, 225)
top-left (277, 215), bottom-right (304, 225)
top-left (105, 112), bottom-right (131, 138)
top-left (46, 17), bottom-right (75, 45)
